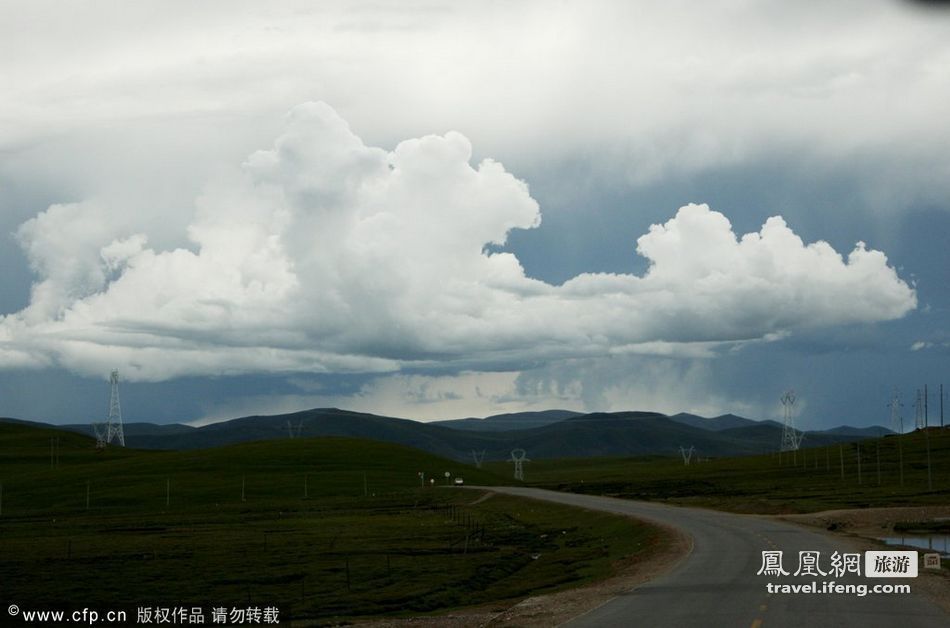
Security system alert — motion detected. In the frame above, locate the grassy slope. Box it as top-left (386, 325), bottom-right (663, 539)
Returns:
top-left (0, 422), bottom-right (658, 623)
top-left (505, 429), bottom-right (950, 514)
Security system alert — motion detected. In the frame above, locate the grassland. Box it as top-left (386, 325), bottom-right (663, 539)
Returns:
top-left (0, 422), bottom-right (659, 624)
top-left (4, 420), bottom-right (947, 624)
top-left (498, 428), bottom-right (950, 514)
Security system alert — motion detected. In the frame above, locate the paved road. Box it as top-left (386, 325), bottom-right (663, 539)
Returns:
top-left (489, 487), bottom-right (948, 628)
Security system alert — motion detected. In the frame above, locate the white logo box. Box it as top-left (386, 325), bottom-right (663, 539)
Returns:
top-left (864, 551), bottom-right (918, 578)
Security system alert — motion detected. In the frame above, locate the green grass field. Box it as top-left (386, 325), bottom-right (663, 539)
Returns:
top-left (501, 428), bottom-right (950, 514)
top-left (4, 420), bottom-right (946, 624)
top-left (0, 422), bottom-right (660, 624)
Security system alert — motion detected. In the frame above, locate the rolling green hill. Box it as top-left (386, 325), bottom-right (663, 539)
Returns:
top-left (0, 420), bottom-right (502, 516)
top-left (431, 409), bottom-right (584, 431)
top-left (507, 427), bottom-right (950, 513)
top-left (0, 421), bottom-right (661, 624)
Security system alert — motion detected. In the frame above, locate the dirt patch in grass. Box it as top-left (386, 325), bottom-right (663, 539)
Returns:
top-left (779, 504), bottom-right (950, 536)
top-left (357, 519), bottom-right (690, 627)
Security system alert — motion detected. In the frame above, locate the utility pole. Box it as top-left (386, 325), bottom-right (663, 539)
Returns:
top-left (876, 440), bottom-right (881, 486)
top-left (925, 424), bottom-right (933, 491)
top-left (925, 384), bottom-right (932, 490)
top-left (925, 384), bottom-right (929, 428)
top-left (889, 390), bottom-right (904, 487)
top-left (857, 443), bottom-right (862, 485)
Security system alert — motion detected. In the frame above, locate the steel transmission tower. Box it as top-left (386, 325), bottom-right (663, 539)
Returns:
top-left (888, 389), bottom-right (903, 434)
top-left (780, 390), bottom-right (803, 452)
top-left (286, 420), bottom-right (303, 438)
top-left (508, 449), bottom-right (529, 481)
top-left (471, 450), bottom-right (486, 469)
top-left (679, 445), bottom-right (695, 466)
top-left (95, 370), bottom-right (126, 447)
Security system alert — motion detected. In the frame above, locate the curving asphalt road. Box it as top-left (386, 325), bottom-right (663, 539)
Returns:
top-left (488, 486), bottom-right (948, 628)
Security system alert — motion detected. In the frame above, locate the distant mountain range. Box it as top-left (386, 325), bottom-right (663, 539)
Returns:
top-left (431, 409), bottom-right (584, 431)
top-left (669, 412), bottom-right (773, 431)
top-left (1, 407), bottom-right (893, 462)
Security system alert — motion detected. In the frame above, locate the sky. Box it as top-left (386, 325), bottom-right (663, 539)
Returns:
top-left (0, 0), bottom-right (948, 429)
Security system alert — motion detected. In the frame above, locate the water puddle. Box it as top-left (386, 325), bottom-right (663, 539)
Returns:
top-left (877, 534), bottom-right (950, 557)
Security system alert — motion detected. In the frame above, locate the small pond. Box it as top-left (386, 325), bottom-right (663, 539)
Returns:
top-left (876, 534), bottom-right (950, 557)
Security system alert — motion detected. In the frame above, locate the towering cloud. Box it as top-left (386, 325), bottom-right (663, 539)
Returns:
top-left (0, 103), bottom-right (916, 381)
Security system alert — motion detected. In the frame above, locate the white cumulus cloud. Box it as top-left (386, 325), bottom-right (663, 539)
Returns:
top-left (0, 103), bottom-right (916, 381)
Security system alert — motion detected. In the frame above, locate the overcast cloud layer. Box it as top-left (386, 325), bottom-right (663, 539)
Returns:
top-left (0, 1), bottom-right (946, 426)
top-left (0, 103), bottom-right (915, 382)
